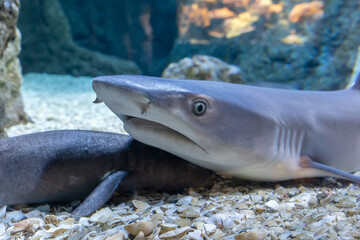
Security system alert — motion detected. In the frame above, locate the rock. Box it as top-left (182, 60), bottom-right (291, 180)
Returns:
top-left (18, 0), bottom-right (141, 77)
top-left (162, 55), bottom-right (244, 83)
top-left (289, 1), bottom-right (324, 23)
top-left (171, 0), bottom-right (360, 90)
top-left (0, 0), bottom-right (26, 136)
top-left (19, 0), bottom-right (177, 76)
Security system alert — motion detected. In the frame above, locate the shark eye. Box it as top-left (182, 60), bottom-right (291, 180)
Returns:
top-left (192, 99), bottom-right (208, 116)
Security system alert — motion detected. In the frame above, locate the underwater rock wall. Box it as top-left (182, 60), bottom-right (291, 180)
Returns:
top-left (18, 0), bottom-right (141, 76)
top-left (172, 0), bottom-right (360, 89)
top-left (0, 0), bottom-right (26, 137)
top-left (60, 0), bottom-right (177, 76)
top-left (17, 0), bottom-right (360, 89)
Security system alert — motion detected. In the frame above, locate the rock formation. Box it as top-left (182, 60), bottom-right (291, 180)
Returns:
top-left (162, 55), bottom-right (244, 84)
top-left (18, 0), bottom-right (141, 76)
top-left (0, 0), bottom-right (27, 137)
top-left (60, 0), bottom-right (177, 76)
top-left (171, 0), bottom-right (360, 90)
top-left (17, 0), bottom-right (360, 89)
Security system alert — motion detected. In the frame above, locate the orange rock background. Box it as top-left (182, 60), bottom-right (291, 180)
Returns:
top-left (18, 0), bottom-right (360, 90)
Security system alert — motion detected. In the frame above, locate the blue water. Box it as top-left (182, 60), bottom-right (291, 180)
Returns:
top-left (22, 73), bottom-right (94, 95)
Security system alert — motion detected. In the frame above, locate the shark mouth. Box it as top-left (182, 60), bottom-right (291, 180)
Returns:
top-left (92, 93), bottom-right (208, 154)
top-left (120, 115), bottom-right (209, 154)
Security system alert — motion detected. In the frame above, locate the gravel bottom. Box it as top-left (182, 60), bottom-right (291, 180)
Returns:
top-left (2, 74), bottom-right (360, 240)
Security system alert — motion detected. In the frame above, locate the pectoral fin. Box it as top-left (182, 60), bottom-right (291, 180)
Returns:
top-left (300, 156), bottom-right (360, 184)
top-left (72, 171), bottom-right (127, 218)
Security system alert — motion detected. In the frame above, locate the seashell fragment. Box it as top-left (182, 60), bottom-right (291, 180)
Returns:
top-left (124, 220), bottom-right (158, 236)
top-left (305, 220), bottom-right (324, 231)
top-left (194, 221), bottom-right (204, 231)
top-left (176, 196), bottom-right (193, 206)
top-left (35, 204), bottom-right (50, 212)
top-left (159, 226), bottom-right (190, 239)
top-left (132, 200), bottom-right (150, 212)
top-left (0, 223), bottom-right (6, 235)
top-left (250, 194), bottom-right (263, 202)
top-left (134, 231), bottom-right (145, 240)
top-left (150, 213), bottom-right (164, 222)
top-left (58, 218), bottom-right (74, 227)
top-left (174, 218), bottom-right (192, 227)
top-left (265, 200), bottom-right (294, 211)
top-left (292, 233), bottom-right (315, 239)
top-left (234, 229), bottom-right (269, 240)
top-left (187, 229), bottom-right (203, 240)
top-left (78, 217), bottom-right (92, 227)
top-left (44, 215), bottom-right (59, 225)
top-left (278, 232), bottom-right (291, 240)
top-left (203, 223), bottom-right (217, 234)
top-left (164, 208), bottom-right (177, 216)
top-left (210, 228), bottom-right (224, 240)
top-left (147, 225), bottom-right (161, 239)
top-left (255, 204), bottom-right (267, 214)
top-left (67, 229), bottom-right (88, 240)
top-left (29, 229), bottom-right (46, 239)
top-left (89, 207), bottom-right (115, 223)
top-left (12, 218), bottom-right (45, 234)
top-left (190, 197), bottom-right (200, 206)
top-left (205, 213), bottom-right (234, 230)
top-left (336, 199), bottom-right (357, 208)
top-left (160, 223), bottom-right (177, 234)
top-left (0, 206), bottom-right (6, 219)
top-left (179, 208), bottom-right (200, 218)
top-left (234, 202), bottom-right (248, 210)
top-left (184, 229), bottom-right (204, 240)
top-left (5, 210), bottom-right (25, 222)
top-left (25, 209), bottom-right (42, 219)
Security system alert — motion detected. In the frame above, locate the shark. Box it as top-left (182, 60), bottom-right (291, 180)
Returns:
top-left (0, 130), bottom-right (215, 218)
top-left (92, 74), bottom-right (360, 183)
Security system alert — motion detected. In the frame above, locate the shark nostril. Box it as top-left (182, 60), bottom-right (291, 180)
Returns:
top-left (141, 101), bottom-right (152, 115)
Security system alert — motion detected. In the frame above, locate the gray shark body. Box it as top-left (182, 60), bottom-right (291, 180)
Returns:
top-left (0, 130), bottom-right (215, 217)
top-left (92, 74), bottom-right (360, 183)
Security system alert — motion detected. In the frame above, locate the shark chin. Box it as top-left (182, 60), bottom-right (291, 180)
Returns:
top-left (123, 117), bottom-right (209, 157)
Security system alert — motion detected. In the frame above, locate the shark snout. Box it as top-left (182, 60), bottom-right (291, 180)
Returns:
top-left (92, 76), bottom-right (153, 119)
top-left (92, 78), bottom-right (106, 104)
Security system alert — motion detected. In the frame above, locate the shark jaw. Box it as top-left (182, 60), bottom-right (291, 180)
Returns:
top-left (92, 75), bottom-right (212, 163)
top-left (119, 115), bottom-right (209, 159)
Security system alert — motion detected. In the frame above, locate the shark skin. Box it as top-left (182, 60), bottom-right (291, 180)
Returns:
top-left (0, 130), bottom-right (215, 218)
top-left (92, 74), bottom-right (360, 183)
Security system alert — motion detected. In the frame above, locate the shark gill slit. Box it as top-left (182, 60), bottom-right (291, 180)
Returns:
top-left (276, 126), bottom-right (305, 163)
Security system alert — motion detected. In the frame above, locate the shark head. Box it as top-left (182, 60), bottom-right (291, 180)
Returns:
top-left (93, 75), bottom-right (277, 173)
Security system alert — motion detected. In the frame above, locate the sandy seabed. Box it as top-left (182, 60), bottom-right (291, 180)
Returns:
top-left (7, 73), bottom-right (124, 137)
top-left (2, 74), bottom-right (360, 240)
